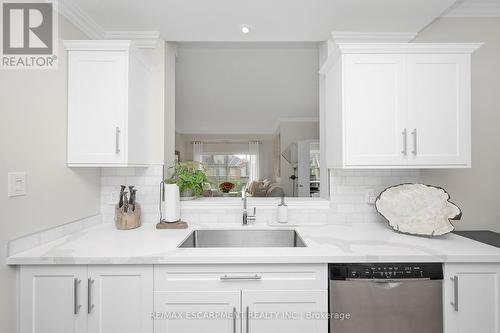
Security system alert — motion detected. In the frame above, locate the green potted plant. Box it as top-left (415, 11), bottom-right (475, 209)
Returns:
top-left (166, 161), bottom-right (208, 200)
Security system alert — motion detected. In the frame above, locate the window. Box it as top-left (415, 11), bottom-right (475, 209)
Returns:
top-left (201, 153), bottom-right (254, 193)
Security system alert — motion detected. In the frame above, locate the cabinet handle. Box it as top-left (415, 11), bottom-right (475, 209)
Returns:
top-left (401, 128), bottom-right (407, 155)
top-left (115, 127), bottom-right (121, 154)
top-left (233, 307), bottom-right (237, 333)
top-left (87, 278), bottom-right (94, 314)
top-left (246, 306), bottom-right (250, 333)
top-left (73, 278), bottom-right (81, 315)
top-left (220, 274), bottom-right (262, 281)
top-left (411, 128), bottom-right (417, 155)
top-left (450, 276), bottom-right (459, 312)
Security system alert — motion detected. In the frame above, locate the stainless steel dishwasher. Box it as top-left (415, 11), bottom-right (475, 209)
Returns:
top-left (329, 263), bottom-right (443, 333)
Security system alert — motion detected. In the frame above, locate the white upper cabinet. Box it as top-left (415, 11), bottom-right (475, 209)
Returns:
top-left (407, 54), bottom-right (470, 166)
top-left (343, 54), bottom-right (407, 166)
top-left (322, 43), bottom-right (481, 169)
top-left (65, 40), bottom-right (153, 167)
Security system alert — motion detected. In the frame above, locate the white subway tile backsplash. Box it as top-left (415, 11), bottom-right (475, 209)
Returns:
top-left (329, 168), bottom-right (420, 223)
top-left (100, 166), bottom-right (164, 224)
top-left (116, 168), bottom-right (136, 177)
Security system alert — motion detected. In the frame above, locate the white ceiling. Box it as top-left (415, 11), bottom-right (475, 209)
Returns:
top-left (175, 43), bottom-right (319, 134)
top-left (71, 0), bottom-right (458, 41)
top-left (444, 0), bottom-right (500, 17)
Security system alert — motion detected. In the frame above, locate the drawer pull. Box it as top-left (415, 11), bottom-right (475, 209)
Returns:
top-left (220, 274), bottom-right (262, 281)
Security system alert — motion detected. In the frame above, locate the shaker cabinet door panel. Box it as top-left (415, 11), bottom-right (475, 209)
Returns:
top-left (20, 266), bottom-right (88, 333)
top-left (87, 265), bottom-right (153, 333)
top-left (343, 54), bottom-right (408, 167)
top-left (67, 51), bottom-right (128, 165)
top-left (406, 54), bottom-right (470, 166)
top-left (154, 291), bottom-right (241, 333)
top-left (444, 264), bottom-right (500, 333)
top-left (242, 290), bottom-right (327, 333)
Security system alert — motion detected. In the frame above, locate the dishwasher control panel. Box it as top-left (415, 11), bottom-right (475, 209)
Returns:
top-left (329, 263), bottom-right (443, 280)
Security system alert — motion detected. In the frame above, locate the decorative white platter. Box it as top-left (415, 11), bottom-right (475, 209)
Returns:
top-left (375, 183), bottom-right (462, 237)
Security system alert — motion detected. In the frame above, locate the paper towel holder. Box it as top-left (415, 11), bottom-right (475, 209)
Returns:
top-left (159, 180), bottom-right (182, 223)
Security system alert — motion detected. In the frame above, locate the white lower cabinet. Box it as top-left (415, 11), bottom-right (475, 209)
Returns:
top-left (444, 263), bottom-right (500, 333)
top-left (243, 290), bottom-right (327, 333)
top-left (154, 291), bottom-right (240, 333)
top-left (20, 265), bottom-right (153, 333)
top-left (20, 266), bottom-right (88, 333)
top-left (153, 264), bottom-right (328, 333)
top-left (87, 265), bottom-right (153, 333)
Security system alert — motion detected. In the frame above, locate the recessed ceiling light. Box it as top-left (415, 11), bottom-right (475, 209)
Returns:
top-left (240, 25), bottom-right (251, 34)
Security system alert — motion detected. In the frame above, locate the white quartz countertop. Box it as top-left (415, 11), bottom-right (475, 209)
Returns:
top-left (7, 222), bottom-right (500, 265)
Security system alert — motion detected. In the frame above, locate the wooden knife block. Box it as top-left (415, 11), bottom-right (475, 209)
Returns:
top-left (115, 204), bottom-right (141, 230)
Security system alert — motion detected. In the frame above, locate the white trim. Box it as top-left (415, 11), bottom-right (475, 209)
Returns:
top-left (272, 117), bottom-right (320, 134)
top-left (335, 43), bottom-right (483, 54)
top-left (63, 40), bottom-right (152, 71)
top-left (176, 128), bottom-right (276, 135)
top-left (63, 39), bottom-right (133, 51)
top-left (104, 31), bottom-right (161, 48)
top-left (180, 197), bottom-right (331, 210)
top-left (443, 0), bottom-right (500, 17)
top-left (7, 214), bottom-right (102, 257)
top-left (320, 42), bottom-right (483, 75)
top-left (177, 117), bottom-right (319, 136)
top-left (58, 0), bottom-right (105, 39)
top-left (331, 31), bottom-right (417, 43)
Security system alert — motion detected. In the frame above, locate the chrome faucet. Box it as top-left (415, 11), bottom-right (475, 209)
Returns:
top-left (242, 187), bottom-right (256, 225)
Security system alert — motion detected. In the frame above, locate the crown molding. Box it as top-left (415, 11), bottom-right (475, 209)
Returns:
top-left (104, 31), bottom-right (161, 48)
top-left (58, 1), bottom-right (162, 48)
top-left (320, 42), bottom-right (483, 75)
top-left (335, 43), bottom-right (483, 54)
top-left (63, 40), bottom-right (133, 51)
top-left (58, 0), bottom-right (105, 39)
top-left (331, 31), bottom-right (417, 43)
top-left (443, 0), bottom-right (500, 17)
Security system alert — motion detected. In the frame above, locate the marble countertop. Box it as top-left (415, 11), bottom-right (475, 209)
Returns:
top-left (7, 221), bottom-right (500, 265)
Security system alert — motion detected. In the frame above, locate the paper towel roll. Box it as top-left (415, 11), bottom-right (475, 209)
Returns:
top-left (163, 184), bottom-right (181, 222)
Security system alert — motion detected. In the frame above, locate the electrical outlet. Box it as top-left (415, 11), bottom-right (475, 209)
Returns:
top-left (8, 172), bottom-right (26, 197)
top-left (110, 191), bottom-right (120, 204)
top-left (365, 189), bottom-right (377, 205)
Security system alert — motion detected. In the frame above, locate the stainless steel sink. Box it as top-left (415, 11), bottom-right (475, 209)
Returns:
top-left (178, 229), bottom-right (306, 248)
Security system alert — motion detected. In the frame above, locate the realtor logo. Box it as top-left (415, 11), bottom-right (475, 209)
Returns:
top-left (1, 0), bottom-right (58, 69)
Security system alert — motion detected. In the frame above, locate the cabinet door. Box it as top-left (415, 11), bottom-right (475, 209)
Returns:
top-left (242, 290), bottom-right (327, 333)
top-left (444, 264), bottom-right (500, 333)
top-left (154, 291), bottom-right (240, 333)
top-left (87, 265), bottom-right (153, 333)
top-left (407, 54), bottom-right (470, 166)
top-left (20, 266), bottom-right (87, 333)
top-left (67, 50), bottom-right (128, 165)
top-left (343, 54), bottom-right (407, 166)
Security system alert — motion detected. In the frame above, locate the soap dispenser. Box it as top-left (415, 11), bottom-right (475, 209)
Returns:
top-left (278, 195), bottom-right (288, 223)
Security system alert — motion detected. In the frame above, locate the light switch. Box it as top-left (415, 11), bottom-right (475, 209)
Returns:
top-left (8, 172), bottom-right (26, 197)
top-left (365, 189), bottom-right (377, 205)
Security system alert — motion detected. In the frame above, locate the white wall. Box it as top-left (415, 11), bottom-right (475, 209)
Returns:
top-left (142, 43), bottom-right (166, 165)
top-left (175, 42), bottom-right (319, 134)
top-left (164, 42), bottom-right (177, 177)
top-left (0, 16), bottom-right (101, 332)
top-left (414, 18), bottom-right (500, 232)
